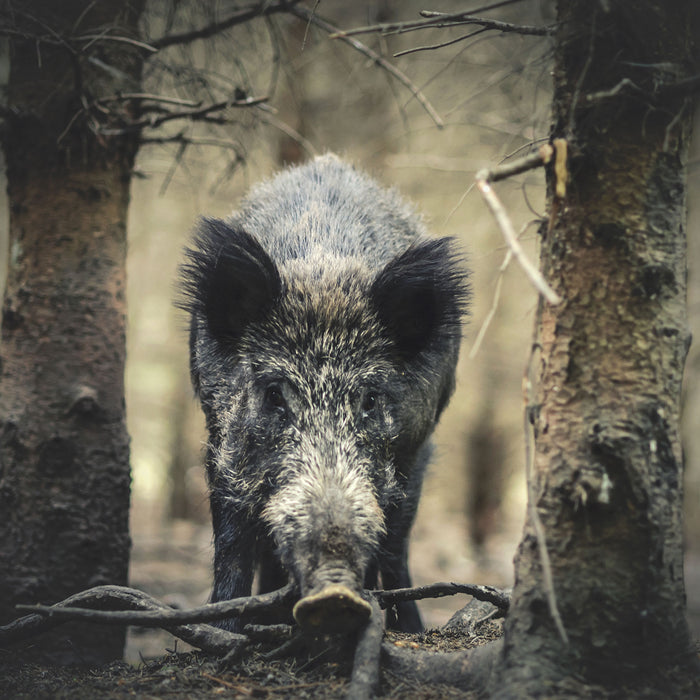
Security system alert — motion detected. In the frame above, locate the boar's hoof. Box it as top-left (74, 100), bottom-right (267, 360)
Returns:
top-left (293, 584), bottom-right (372, 633)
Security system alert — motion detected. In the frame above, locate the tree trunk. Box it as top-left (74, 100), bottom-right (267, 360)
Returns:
top-left (0, 0), bottom-right (144, 664)
top-left (494, 0), bottom-right (700, 695)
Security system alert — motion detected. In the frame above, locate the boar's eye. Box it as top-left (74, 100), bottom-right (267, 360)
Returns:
top-left (263, 384), bottom-right (287, 414)
top-left (361, 390), bottom-right (379, 418)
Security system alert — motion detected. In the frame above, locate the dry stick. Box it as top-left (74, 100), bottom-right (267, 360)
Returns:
top-left (470, 218), bottom-right (543, 359)
top-left (523, 347), bottom-right (569, 645)
top-left (469, 248), bottom-right (512, 359)
top-left (393, 27), bottom-right (488, 58)
top-left (475, 145), bottom-right (562, 306)
top-left (329, 1), bottom-right (537, 37)
top-left (288, 4), bottom-right (444, 129)
top-left (15, 583), bottom-right (295, 627)
top-left (1, 585), bottom-right (246, 655)
top-left (346, 597), bottom-right (384, 700)
top-left (475, 143), bottom-right (568, 644)
top-left (149, 0), bottom-right (304, 50)
top-left (338, 13), bottom-right (550, 39)
top-left (374, 582), bottom-right (509, 612)
top-left (7, 580), bottom-right (507, 640)
top-left (96, 92), bottom-right (201, 107)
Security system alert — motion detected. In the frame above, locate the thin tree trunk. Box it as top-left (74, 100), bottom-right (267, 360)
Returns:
top-left (494, 0), bottom-right (699, 695)
top-left (0, 0), bottom-right (144, 664)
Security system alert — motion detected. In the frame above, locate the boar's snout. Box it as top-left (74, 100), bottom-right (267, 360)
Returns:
top-left (293, 581), bottom-right (372, 633)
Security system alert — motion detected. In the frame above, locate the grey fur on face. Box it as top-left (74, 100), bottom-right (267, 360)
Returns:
top-left (179, 154), bottom-right (470, 633)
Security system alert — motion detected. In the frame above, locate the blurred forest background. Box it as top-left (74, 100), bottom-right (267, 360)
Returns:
top-left (1, 0), bottom-right (698, 659)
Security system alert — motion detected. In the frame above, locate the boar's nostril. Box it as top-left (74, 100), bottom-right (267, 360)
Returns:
top-left (293, 583), bottom-right (372, 633)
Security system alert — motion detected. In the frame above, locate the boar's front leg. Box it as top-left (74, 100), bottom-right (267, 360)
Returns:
top-left (379, 444), bottom-right (431, 632)
top-left (257, 539), bottom-right (289, 593)
top-left (380, 529), bottom-right (423, 632)
top-left (209, 495), bottom-right (256, 631)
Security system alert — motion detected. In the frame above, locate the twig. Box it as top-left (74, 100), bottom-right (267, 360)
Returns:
top-left (478, 146), bottom-right (553, 183)
top-left (585, 77), bottom-right (643, 103)
top-left (476, 145), bottom-right (562, 305)
top-left (0, 585), bottom-right (247, 655)
top-left (150, 0), bottom-right (304, 51)
top-left (330, 2), bottom-right (551, 39)
top-left (140, 134), bottom-right (245, 152)
top-left (469, 218), bottom-right (541, 358)
top-left (99, 94), bottom-right (269, 134)
top-left (373, 582), bottom-right (510, 611)
top-left (242, 623), bottom-right (294, 642)
top-left (255, 109), bottom-right (318, 158)
top-left (469, 247), bottom-right (512, 359)
top-left (289, 4), bottom-right (444, 129)
top-left (15, 583), bottom-right (295, 626)
top-left (523, 346), bottom-right (569, 645)
top-left (96, 92), bottom-right (201, 108)
top-left (393, 28), bottom-right (488, 58)
top-left (346, 597), bottom-right (383, 700)
top-left (75, 32), bottom-right (157, 52)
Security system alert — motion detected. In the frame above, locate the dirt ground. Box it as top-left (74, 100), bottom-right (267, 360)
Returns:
top-left (1, 630), bottom-right (490, 700)
top-left (2, 497), bottom-right (699, 698)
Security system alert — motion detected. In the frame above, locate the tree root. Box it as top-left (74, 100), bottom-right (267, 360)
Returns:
top-left (382, 637), bottom-right (502, 694)
top-left (347, 596), bottom-right (383, 700)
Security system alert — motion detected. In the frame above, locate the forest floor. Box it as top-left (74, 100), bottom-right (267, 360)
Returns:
top-left (0, 626), bottom-right (499, 700)
top-left (2, 498), bottom-right (699, 698)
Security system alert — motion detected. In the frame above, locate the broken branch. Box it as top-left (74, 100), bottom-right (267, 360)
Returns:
top-left (14, 584), bottom-right (295, 627)
top-left (476, 144), bottom-right (562, 306)
top-left (374, 582), bottom-right (510, 611)
top-left (289, 4), bottom-right (444, 129)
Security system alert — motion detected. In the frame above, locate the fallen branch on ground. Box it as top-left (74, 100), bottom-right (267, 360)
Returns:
top-left (374, 581), bottom-right (509, 612)
top-left (1, 580), bottom-right (511, 693)
top-left (7, 581), bottom-right (510, 630)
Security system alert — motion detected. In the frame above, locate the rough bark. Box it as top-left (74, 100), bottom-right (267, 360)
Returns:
top-left (493, 0), bottom-right (700, 695)
top-left (0, 0), bottom-right (144, 664)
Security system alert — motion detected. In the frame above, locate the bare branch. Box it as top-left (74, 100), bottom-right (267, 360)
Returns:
top-left (0, 585), bottom-right (247, 655)
top-left (150, 0), bottom-right (304, 51)
top-left (98, 94), bottom-right (269, 135)
top-left (393, 28), bottom-right (488, 58)
top-left (468, 217), bottom-right (545, 360)
top-left (75, 32), bottom-right (157, 52)
top-left (330, 1), bottom-right (551, 39)
top-left (288, 4), bottom-right (444, 129)
top-left (417, 10), bottom-right (552, 36)
top-left (255, 109), bottom-right (318, 158)
top-left (15, 584), bottom-right (295, 626)
top-left (476, 145), bottom-right (562, 306)
top-left (585, 77), bottom-right (643, 103)
top-left (96, 92), bottom-right (201, 108)
top-left (139, 134), bottom-right (244, 152)
top-left (374, 582), bottom-right (510, 612)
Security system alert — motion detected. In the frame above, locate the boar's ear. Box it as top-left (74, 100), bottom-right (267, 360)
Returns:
top-left (371, 238), bottom-right (470, 359)
top-left (180, 218), bottom-right (282, 346)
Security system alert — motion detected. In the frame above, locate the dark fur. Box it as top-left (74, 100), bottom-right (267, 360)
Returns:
top-left (179, 155), bottom-right (470, 632)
